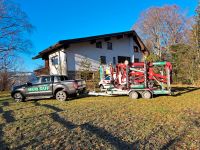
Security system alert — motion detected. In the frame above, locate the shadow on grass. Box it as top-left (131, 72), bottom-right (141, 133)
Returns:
top-left (2, 110), bottom-right (15, 123)
top-left (42, 104), bottom-right (63, 112)
top-left (2, 99), bottom-right (200, 149)
top-left (51, 113), bottom-right (77, 130)
top-left (47, 104), bottom-right (200, 149)
top-left (50, 113), bottom-right (134, 149)
top-left (25, 94), bottom-right (89, 103)
top-left (31, 103), bottom-right (134, 149)
top-left (0, 101), bottom-right (12, 115)
top-left (81, 123), bottom-right (136, 149)
top-left (32, 101), bottom-right (63, 112)
top-left (171, 87), bottom-right (200, 97)
top-left (2, 102), bottom-right (10, 106)
top-left (160, 116), bottom-right (200, 149)
top-left (0, 124), bottom-right (9, 150)
top-left (49, 111), bottom-right (199, 149)
top-left (0, 104), bottom-right (16, 149)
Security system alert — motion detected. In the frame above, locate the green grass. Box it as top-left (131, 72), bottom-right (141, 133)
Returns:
top-left (0, 87), bottom-right (200, 149)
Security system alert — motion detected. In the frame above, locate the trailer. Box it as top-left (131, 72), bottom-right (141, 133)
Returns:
top-left (89, 60), bottom-right (172, 99)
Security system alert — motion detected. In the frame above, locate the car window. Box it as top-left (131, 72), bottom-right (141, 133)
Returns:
top-left (60, 76), bottom-right (65, 81)
top-left (57, 76), bottom-right (68, 81)
top-left (41, 76), bottom-right (51, 83)
top-left (56, 76), bottom-right (61, 82)
top-left (105, 76), bottom-right (110, 80)
top-left (31, 77), bottom-right (39, 84)
top-left (62, 76), bottom-right (68, 80)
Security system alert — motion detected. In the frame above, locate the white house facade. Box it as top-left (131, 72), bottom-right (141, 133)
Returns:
top-left (33, 30), bottom-right (149, 79)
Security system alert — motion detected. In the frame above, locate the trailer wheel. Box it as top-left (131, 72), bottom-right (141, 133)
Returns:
top-left (129, 91), bottom-right (139, 99)
top-left (142, 91), bottom-right (152, 99)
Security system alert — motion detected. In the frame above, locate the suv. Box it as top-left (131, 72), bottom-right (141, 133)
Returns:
top-left (11, 75), bottom-right (86, 102)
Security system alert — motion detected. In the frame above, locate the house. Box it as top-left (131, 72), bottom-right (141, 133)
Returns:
top-left (33, 30), bottom-right (149, 79)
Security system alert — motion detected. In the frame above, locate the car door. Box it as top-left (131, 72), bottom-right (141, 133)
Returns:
top-left (25, 77), bottom-right (41, 97)
top-left (26, 76), bottom-right (53, 97)
top-left (37, 76), bottom-right (53, 96)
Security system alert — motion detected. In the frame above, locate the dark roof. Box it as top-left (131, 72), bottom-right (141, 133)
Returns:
top-left (33, 30), bottom-right (149, 59)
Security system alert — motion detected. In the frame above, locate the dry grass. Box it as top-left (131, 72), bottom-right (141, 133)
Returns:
top-left (0, 86), bottom-right (200, 149)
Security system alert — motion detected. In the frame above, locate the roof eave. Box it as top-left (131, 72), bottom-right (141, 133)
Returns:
top-left (32, 30), bottom-right (149, 60)
top-left (32, 55), bottom-right (41, 60)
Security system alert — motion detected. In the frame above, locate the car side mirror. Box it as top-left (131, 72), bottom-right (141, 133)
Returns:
top-left (26, 82), bottom-right (32, 86)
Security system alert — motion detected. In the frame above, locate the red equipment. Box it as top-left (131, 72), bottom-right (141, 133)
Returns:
top-left (110, 61), bottom-right (172, 90)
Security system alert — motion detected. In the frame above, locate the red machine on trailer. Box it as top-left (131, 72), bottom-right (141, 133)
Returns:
top-left (91, 60), bottom-right (173, 99)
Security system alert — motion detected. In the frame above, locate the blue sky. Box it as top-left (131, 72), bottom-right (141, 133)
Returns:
top-left (14, 0), bottom-right (198, 71)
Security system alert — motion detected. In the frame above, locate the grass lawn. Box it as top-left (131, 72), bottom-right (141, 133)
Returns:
top-left (0, 87), bottom-right (200, 149)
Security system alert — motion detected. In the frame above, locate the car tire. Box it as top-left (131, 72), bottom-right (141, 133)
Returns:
top-left (56, 91), bottom-right (67, 101)
top-left (13, 92), bottom-right (24, 102)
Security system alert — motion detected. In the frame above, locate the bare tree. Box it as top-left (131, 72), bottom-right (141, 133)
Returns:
top-left (0, 0), bottom-right (33, 90)
top-left (185, 2), bottom-right (200, 84)
top-left (189, 2), bottom-right (200, 58)
top-left (79, 58), bottom-right (92, 80)
top-left (133, 5), bottom-right (191, 59)
top-left (0, 0), bottom-right (33, 55)
top-left (0, 56), bottom-right (26, 90)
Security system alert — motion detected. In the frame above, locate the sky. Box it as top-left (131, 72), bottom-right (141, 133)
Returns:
top-left (14, 0), bottom-right (198, 71)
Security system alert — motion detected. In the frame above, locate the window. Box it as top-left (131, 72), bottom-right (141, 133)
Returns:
top-left (105, 75), bottom-right (111, 80)
top-left (51, 56), bottom-right (59, 65)
top-left (113, 57), bottom-right (116, 65)
top-left (118, 56), bottom-right (131, 63)
top-left (31, 77), bottom-right (39, 84)
top-left (41, 76), bottom-right (52, 83)
top-left (100, 56), bottom-right (106, 64)
top-left (96, 42), bottom-right (102, 48)
top-left (107, 42), bottom-right (112, 50)
top-left (56, 76), bottom-right (68, 81)
top-left (134, 46), bottom-right (139, 53)
top-left (134, 58), bottom-right (140, 62)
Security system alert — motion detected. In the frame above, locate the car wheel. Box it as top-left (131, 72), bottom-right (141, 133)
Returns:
top-left (129, 91), bottom-right (139, 99)
top-left (56, 91), bottom-right (67, 101)
top-left (13, 92), bottom-right (24, 102)
top-left (142, 91), bottom-right (152, 99)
